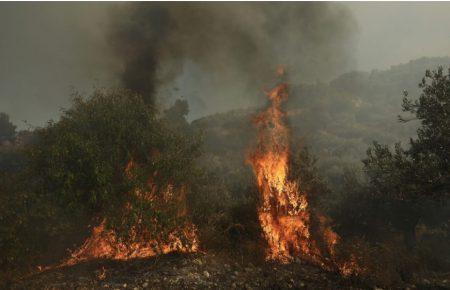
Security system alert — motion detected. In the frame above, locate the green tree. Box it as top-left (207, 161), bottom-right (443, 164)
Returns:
top-left (0, 89), bottom-right (202, 282)
top-left (0, 113), bottom-right (16, 141)
top-left (290, 147), bottom-right (330, 203)
top-left (29, 89), bottom-right (201, 233)
top-left (363, 66), bottom-right (450, 247)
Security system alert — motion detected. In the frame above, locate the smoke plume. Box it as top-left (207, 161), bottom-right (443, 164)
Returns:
top-left (108, 3), bottom-right (358, 118)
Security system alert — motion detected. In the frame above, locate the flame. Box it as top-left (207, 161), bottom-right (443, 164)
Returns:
top-left (247, 68), bottom-right (355, 273)
top-left (64, 218), bottom-right (198, 266)
top-left (339, 254), bottom-right (360, 277)
top-left (63, 160), bottom-right (198, 266)
top-left (56, 68), bottom-right (361, 277)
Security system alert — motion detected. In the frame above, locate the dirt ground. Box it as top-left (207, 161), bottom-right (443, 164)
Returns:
top-left (10, 252), bottom-right (450, 290)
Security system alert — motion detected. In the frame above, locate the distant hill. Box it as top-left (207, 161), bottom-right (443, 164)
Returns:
top-left (192, 57), bottom-right (450, 185)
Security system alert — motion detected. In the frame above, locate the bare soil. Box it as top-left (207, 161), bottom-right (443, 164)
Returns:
top-left (10, 252), bottom-right (449, 290)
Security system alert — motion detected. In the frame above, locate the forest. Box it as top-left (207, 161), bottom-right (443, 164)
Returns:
top-left (1, 56), bottom-right (449, 289)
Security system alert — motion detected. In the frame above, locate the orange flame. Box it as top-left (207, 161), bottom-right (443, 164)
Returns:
top-left (63, 160), bottom-right (198, 266)
top-left (247, 68), bottom-right (354, 273)
top-left (64, 218), bottom-right (199, 266)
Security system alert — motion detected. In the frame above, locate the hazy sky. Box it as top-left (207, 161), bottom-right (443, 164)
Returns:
top-left (1, 2), bottom-right (450, 128)
top-left (346, 2), bottom-right (450, 71)
top-left (0, 3), bottom-right (117, 129)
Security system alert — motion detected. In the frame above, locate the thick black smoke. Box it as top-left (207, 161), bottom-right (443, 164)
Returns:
top-left (108, 3), bottom-right (358, 117)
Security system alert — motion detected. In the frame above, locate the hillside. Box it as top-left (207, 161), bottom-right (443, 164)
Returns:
top-left (193, 57), bottom-right (450, 185)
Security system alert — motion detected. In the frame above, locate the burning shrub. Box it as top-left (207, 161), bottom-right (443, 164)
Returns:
top-left (335, 237), bottom-right (420, 287)
top-left (0, 89), bottom-right (202, 282)
top-left (29, 88), bottom-right (201, 235)
top-left (238, 70), bottom-right (376, 284)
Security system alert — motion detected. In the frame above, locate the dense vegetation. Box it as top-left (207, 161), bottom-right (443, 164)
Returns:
top-left (1, 57), bottom-right (449, 287)
top-left (0, 89), bottom-right (201, 283)
top-left (190, 57), bottom-right (450, 285)
top-left (331, 66), bottom-right (450, 285)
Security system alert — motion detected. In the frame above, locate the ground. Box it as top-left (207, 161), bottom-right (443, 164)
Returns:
top-left (10, 253), bottom-right (449, 290)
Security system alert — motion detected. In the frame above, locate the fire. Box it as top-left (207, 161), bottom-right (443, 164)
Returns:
top-left (64, 218), bottom-right (198, 265)
top-left (57, 68), bottom-right (361, 277)
top-left (63, 160), bottom-right (198, 266)
top-left (247, 68), bottom-right (350, 272)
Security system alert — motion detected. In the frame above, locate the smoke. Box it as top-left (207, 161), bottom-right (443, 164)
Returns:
top-left (108, 3), bottom-right (358, 119)
top-left (0, 2), bottom-right (118, 129)
top-left (3, 3), bottom-right (450, 127)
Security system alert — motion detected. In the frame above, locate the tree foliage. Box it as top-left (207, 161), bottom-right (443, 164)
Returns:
top-left (358, 66), bottom-right (450, 252)
top-left (0, 113), bottom-right (16, 141)
top-left (31, 89), bottom-right (201, 232)
top-left (0, 89), bottom-right (202, 280)
top-left (364, 67), bottom-right (450, 201)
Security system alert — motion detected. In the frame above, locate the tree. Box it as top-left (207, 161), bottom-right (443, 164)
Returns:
top-left (290, 147), bottom-right (330, 208)
top-left (401, 67), bottom-right (450, 195)
top-left (162, 99), bottom-right (190, 131)
top-left (29, 89), bottom-right (201, 233)
top-left (0, 89), bottom-right (202, 281)
top-left (363, 66), bottom-right (450, 247)
top-left (0, 113), bottom-right (16, 141)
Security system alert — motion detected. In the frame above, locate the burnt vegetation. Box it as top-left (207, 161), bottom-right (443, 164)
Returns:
top-left (1, 53), bottom-right (450, 289)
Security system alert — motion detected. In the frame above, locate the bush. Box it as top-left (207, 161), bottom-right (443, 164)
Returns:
top-left (189, 163), bottom-right (262, 255)
top-left (337, 237), bottom-right (420, 287)
top-left (0, 89), bottom-right (202, 283)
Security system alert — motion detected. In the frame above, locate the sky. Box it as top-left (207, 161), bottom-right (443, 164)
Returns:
top-left (1, 2), bottom-right (450, 129)
top-left (0, 3), bottom-right (117, 129)
top-left (346, 2), bottom-right (450, 71)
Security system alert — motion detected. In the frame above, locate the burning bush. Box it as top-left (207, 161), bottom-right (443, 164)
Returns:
top-left (246, 70), bottom-right (356, 275)
top-left (0, 89), bottom-right (202, 282)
